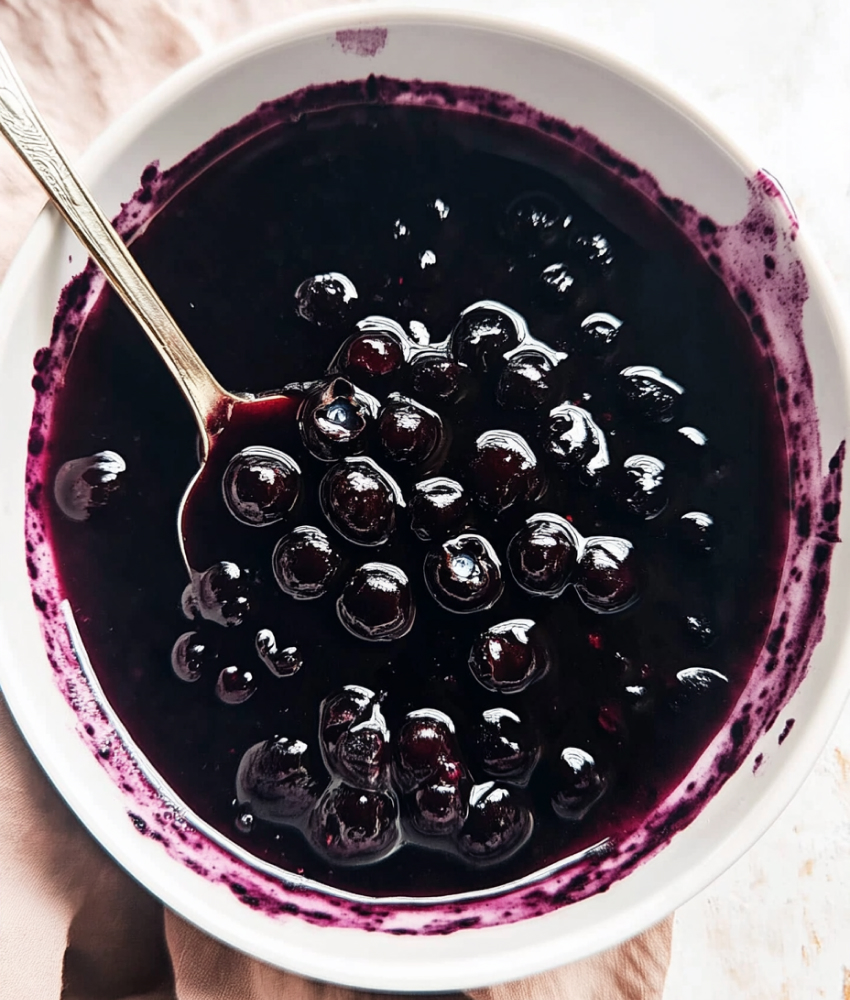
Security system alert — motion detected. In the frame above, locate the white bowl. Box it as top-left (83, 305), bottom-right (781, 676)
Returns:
top-left (1, 6), bottom-right (849, 993)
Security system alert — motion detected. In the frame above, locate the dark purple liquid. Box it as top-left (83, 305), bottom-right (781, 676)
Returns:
top-left (34, 100), bottom-right (793, 897)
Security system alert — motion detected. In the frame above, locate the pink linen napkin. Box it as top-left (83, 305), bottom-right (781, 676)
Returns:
top-left (0, 2), bottom-right (673, 996)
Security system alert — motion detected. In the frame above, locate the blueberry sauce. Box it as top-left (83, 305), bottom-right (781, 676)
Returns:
top-left (24, 76), bottom-right (842, 930)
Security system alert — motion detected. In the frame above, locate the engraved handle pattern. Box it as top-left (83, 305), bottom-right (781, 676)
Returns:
top-left (0, 39), bottom-right (231, 438)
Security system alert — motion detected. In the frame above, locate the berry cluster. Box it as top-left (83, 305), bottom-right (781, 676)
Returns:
top-left (155, 191), bottom-right (726, 871)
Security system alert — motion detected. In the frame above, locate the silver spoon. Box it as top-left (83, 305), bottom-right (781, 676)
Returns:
top-left (0, 40), bottom-right (294, 571)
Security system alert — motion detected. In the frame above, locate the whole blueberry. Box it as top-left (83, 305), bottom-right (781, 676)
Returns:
top-left (508, 513), bottom-right (581, 598)
top-left (450, 302), bottom-right (523, 371)
top-left (215, 665), bottom-right (256, 705)
top-left (294, 272), bottom-right (358, 328)
top-left (457, 783), bottom-right (533, 866)
top-left (668, 666), bottom-right (729, 714)
top-left (619, 365), bottom-right (684, 423)
top-left (53, 450), bottom-right (126, 522)
top-left (497, 352), bottom-right (557, 411)
top-left (222, 446), bottom-right (301, 527)
top-left (538, 262), bottom-right (587, 312)
top-left (679, 511), bottom-right (716, 554)
top-left (574, 536), bottom-right (639, 614)
top-left (406, 758), bottom-right (470, 837)
top-left (319, 686), bottom-right (390, 790)
top-left (337, 563), bottom-right (415, 641)
top-left (424, 533), bottom-right (504, 614)
top-left (409, 477), bottom-right (469, 541)
top-left (471, 708), bottom-right (540, 784)
top-left (309, 784), bottom-right (400, 865)
top-left (255, 629), bottom-right (302, 677)
top-left (378, 393), bottom-right (443, 467)
top-left (321, 457), bottom-right (402, 546)
top-left (393, 708), bottom-right (458, 792)
top-left (468, 619), bottom-right (550, 694)
top-left (340, 330), bottom-right (405, 379)
top-left (196, 561), bottom-right (251, 627)
top-left (570, 231), bottom-right (615, 275)
top-left (544, 403), bottom-right (609, 480)
top-left (502, 192), bottom-right (568, 252)
top-left (411, 354), bottom-right (470, 402)
top-left (236, 736), bottom-right (321, 822)
top-left (298, 377), bottom-right (380, 462)
top-left (272, 525), bottom-right (340, 599)
top-left (611, 455), bottom-right (667, 520)
top-left (550, 747), bottom-right (607, 821)
top-left (469, 429), bottom-right (544, 514)
top-left (171, 630), bottom-right (214, 683)
top-left (575, 311), bottom-right (623, 356)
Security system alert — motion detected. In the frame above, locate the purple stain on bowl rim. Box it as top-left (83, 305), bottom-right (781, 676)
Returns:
top-left (23, 75), bottom-right (844, 933)
top-left (335, 28), bottom-right (388, 57)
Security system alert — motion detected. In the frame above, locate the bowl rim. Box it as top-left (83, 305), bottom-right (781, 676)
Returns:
top-left (2, 3), bottom-right (850, 991)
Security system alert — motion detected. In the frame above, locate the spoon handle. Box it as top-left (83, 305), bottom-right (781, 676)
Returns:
top-left (0, 39), bottom-right (231, 438)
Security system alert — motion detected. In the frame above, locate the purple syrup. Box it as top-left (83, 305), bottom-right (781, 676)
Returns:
top-left (23, 76), bottom-right (842, 931)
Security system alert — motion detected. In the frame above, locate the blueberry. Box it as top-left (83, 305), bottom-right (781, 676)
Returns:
top-left (574, 537), bottom-right (638, 614)
top-left (294, 272), bottom-right (358, 327)
top-left (471, 708), bottom-right (540, 784)
top-left (575, 312), bottom-right (623, 356)
top-left (272, 526), bottom-right (340, 599)
top-left (683, 614), bottom-right (717, 647)
top-left (450, 302), bottom-right (524, 371)
top-left (544, 403), bottom-right (609, 480)
top-left (196, 561), bottom-right (251, 626)
top-left (612, 455), bottom-right (667, 520)
top-left (502, 192), bottom-right (569, 252)
top-left (411, 354), bottom-right (470, 401)
top-left (255, 628), bottom-right (302, 677)
top-left (620, 366), bottom-right (684, 423)
top-left (222, 446), bottom-right (301, 527)
top-left (469, 430), bottom-right (544, 514)
top-left (538, 262), bottom-right (586, 312)
top-left (321, 457), bottom-right (402, 547)
top-left (309, 784), bottom-right (400, 865)
top-left (53, 450), bottom-right (125, 522)
top-left (669, 666), bottom-right (729, 714)
top-left (340, 330), bottom-right (405, 379)
top-left (236, 736), bottom-right (320, 822)
top-left (298, 377), bottom-right (380, 462)
top-left (171, 631), bottom-right (214, 683)
top-left (406, 758), bottom-right (470, 837)
top-left (497, 352), bottom-right (556, 410)
top-left (679, 511), bottom-right (716, 554)
top-left (393, 708), bottom-right (457, 792)
top-left (320, 685), bottom-right (374, 754)
top-left (424, 533), bottom-right (504, 614)
top-left (570, 232), bottom-right (615, 274)
top-left (508, 512), bottom-right (581, 597)
top-left (180, 582), bottom-right (199, 621)
top-left (409, 477), bottom-right (469, 541)
top-left (457, 783), bottom-right (533, 866)
top-left (468, 619), bottom-right (549, 694)
top-left (215, 665), bottom-right (256, 705)
top-left (550, 747), bottom-right (607, 821)
top-left (378, 393), bottom-right (443, 467)
top-left (337, 563), bottom-right (415, 641)
top-left (319, 686), bottom-right (390, 790)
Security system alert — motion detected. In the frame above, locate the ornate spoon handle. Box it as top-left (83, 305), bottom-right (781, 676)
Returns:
top-left (0, 39), bottom-right (231, 439)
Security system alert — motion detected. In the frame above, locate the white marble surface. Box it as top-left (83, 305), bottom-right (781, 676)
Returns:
top-left (166, 0), bottom-right (850, 994)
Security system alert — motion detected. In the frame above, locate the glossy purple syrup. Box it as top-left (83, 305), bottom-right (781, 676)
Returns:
top-left (24, 77), bottom-right (842, 929)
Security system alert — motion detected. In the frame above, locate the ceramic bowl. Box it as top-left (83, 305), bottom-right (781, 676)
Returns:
top-left (1, 7), bottom-right (849, 993)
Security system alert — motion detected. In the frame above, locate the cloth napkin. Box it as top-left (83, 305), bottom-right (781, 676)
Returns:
top-left (0, 1), bottom-right (673, 996)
